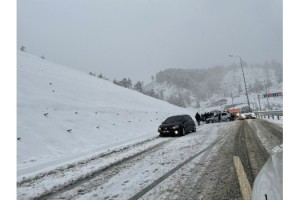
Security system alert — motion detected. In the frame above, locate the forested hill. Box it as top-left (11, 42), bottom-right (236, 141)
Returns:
top-left (155, 66), bottom-right (226, 100)
top-left (144, 61), bottom-right (283, 109)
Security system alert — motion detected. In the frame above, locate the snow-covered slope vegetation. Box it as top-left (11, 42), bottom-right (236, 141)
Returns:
top-left (144, 62), bottom-right (283, 111)
top-left (17, 51), bottom-right (193, 173)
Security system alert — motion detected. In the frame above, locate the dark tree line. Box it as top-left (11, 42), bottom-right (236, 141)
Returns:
top-left (113, 78), bottom-right (133, 89)
top-left (88, 73), bottom-right (161, 101)
top-left (112, 78), bottom-right (162, 100)
top-left (89, 72), bottom-right (109, 81)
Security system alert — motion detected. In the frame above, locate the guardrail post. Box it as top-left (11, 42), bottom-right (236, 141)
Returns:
top-left (254, 110), bottom-right (282, 121)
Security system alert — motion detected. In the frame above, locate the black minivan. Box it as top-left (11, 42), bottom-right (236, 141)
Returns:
top-left (158, 115), bottom-right (196, 137)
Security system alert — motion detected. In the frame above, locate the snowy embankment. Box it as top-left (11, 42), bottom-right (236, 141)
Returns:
top-left (264, 117), bottom-right (283, 127)
top-left (17, 52), bottom-right (195, 176)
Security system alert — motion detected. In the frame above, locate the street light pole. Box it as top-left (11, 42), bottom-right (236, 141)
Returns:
top-left (229, 55), bottom-right (251, 111)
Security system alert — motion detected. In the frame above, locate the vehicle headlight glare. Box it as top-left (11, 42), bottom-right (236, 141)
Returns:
top-left (172, 125), bottom-right (179, 129)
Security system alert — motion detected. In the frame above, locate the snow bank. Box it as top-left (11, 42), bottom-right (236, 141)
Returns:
top-left (17, 51), bottom-right (194, 175)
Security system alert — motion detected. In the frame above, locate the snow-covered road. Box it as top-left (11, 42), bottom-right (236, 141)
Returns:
top-left (17, 119), bottom-right (282, 200)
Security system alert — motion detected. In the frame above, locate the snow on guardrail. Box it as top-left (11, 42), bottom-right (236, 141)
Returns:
top-left (253, 111), bottom-right (283, 116)
top-left (253, 110), bottom-right (283, 120)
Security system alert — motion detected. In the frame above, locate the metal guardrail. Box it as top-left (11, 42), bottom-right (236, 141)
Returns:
top-left (253, 110), bottom-right (283, 120)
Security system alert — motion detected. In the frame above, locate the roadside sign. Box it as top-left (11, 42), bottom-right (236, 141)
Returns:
top-left (262, 92), bottom-right (282, 98)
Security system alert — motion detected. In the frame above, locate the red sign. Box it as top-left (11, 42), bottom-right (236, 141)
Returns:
top-left (263, 92), bottom-right (282, 98)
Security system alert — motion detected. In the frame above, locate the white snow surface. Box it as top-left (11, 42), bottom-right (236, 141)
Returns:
top-left (17, 52), bottom-right (283, 199)
top-left (17, 51), bottom-right (196, 177)
top-left (263, 117), bottom-right (283, 127)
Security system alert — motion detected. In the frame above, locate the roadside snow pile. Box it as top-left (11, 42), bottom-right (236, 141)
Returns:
top-left (17, 51), bottom-right (193, 175)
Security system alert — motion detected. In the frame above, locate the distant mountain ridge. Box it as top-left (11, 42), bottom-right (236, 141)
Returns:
top-left (144, 61), bottom-right (283, 110)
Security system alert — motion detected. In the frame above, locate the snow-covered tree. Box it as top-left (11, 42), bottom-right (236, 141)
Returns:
top-left (159, 90), bottom-right (164, 100)
top-left (133, 81), bottom-right (143, 93)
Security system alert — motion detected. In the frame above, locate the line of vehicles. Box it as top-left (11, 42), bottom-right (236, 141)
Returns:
top-left (205, 111), bottom-right (256, 123)
top-left (156, 111), bottom-right (282, 200)
top-left (157, 114), bottom-right (281, 200)
top-left (157, 110), bottom-right (257, 137)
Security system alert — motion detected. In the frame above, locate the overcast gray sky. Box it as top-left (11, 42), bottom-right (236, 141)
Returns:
top-left (17, 0), bottom-right (282, 83)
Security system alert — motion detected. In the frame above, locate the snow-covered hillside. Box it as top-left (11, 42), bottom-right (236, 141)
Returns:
top-left (145, 63), bottom-right (283, 112)
top-left (17, 52), bottom-right (194, 175)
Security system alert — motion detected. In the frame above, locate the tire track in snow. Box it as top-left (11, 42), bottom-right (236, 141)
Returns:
top-left (17, 137), bottom-right (174, 199)
top-left (128, 127), bottom-right (231, 200)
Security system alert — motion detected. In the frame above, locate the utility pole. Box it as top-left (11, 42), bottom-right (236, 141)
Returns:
top-left (239, 56), bottom-right (251, 111)
top-left (228, 55), bottom-right (251, 111)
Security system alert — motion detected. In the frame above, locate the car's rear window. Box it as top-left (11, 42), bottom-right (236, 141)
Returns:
top-left (163, 116), bottom-right (185, 124)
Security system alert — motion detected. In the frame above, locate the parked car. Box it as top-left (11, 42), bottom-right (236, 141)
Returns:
top-left (221, 112), bottom-right (231, 121)
top-left (206, 112), bottom-right (231, 123)
top-left (205, 114), bottom-right (219, 123)
top-left (158, 115), bottom-right (196, 137)
top-left (244, 112), bottom-right (256, 119)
